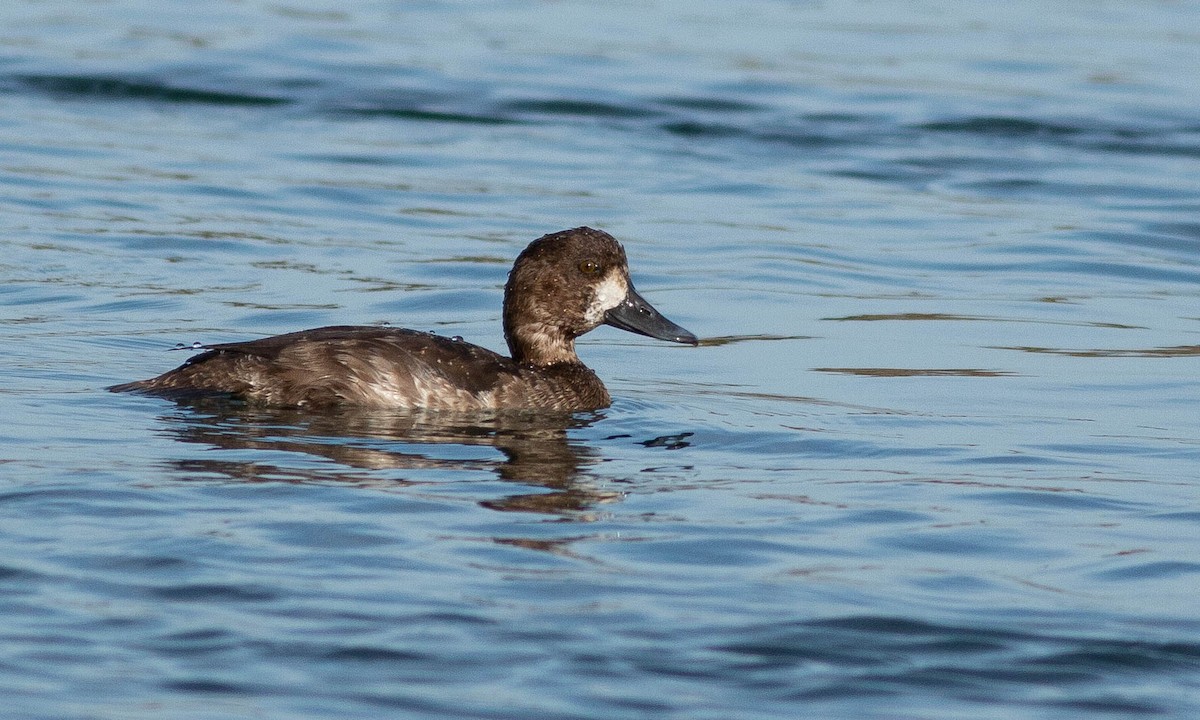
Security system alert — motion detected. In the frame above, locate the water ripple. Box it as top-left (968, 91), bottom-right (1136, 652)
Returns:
top-left (9, 72), bottom-right (290, 106)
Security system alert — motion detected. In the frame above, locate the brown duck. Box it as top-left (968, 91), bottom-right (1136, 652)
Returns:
top-left (110, 227), bottom-right (697, 411)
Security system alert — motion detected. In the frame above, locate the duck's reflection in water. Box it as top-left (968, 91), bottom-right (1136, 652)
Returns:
top-left (156, 397), bottom-right (616, 515)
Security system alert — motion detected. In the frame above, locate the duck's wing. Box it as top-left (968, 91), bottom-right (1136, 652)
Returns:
top-left (197, 325), bottom-right (420, 358)
top-left (112, 325), bottom-right (523, 408)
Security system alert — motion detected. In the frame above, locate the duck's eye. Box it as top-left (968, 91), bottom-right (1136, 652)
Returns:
top-left (579, 260), bottom-right (601, 275)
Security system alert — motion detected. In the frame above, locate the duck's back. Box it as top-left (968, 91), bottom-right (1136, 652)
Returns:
top-left (110, 326), bottom-right (611, 411)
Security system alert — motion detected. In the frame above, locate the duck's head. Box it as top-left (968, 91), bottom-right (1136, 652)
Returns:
top-left (503, 227), bottom-right (697, 365)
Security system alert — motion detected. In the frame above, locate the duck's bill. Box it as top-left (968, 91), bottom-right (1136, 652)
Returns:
top-left (604, 286), bottom-right (698, 345)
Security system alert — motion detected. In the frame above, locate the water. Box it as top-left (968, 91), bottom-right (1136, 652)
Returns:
top-left (3, 1), bottom-right (1200, 718)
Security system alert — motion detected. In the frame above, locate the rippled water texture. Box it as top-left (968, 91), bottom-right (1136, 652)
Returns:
top-left (2, 2), bottom-right (1200, 718)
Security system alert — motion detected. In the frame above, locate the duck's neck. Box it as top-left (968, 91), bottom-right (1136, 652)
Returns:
top-left (505, 321), bottom-right (581, 366)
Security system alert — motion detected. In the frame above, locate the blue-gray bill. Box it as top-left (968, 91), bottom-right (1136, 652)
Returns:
top-left (603, 286), bottom-right (698, 345)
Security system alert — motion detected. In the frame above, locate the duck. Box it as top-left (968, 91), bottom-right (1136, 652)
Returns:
top-left (109, 227), bottom-right (698, 411)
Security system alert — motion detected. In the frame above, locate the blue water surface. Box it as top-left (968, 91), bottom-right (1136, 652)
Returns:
top-left (2, 2), bottom-right (1200, 718)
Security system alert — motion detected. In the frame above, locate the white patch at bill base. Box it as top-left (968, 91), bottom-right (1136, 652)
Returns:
top-left (583, 271), bottom-right (629, 325)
